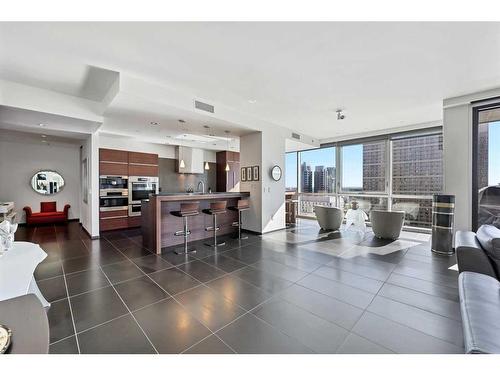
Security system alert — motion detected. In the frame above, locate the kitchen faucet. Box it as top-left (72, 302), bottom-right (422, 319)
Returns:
top-left (197, 180), bottom-right (205, 194)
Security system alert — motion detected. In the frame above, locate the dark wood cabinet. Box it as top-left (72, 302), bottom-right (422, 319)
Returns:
top-left (128, 151), bottom-right (158, 165)
top-left (216, 151), bottom-right (240, 192)
top-left (99, 148), bottom-right (129, 176)
top-left (99, 162), bottom-right (128, 176)
top-left (100, 148), bottom-right (128, 163)
top-left (128, 164), bottom-right (159, 177)
top-left (99, 148), bottom-right (159, 232)
top-left (128, 151), bottom-right (158, 176)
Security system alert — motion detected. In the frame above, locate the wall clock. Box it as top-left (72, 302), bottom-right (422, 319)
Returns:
top-left (271, 165), bottom-right (282, 181)
top-left (0, 324), bottom-right (12, 354)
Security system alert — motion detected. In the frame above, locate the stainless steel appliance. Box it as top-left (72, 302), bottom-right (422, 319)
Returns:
top-left (128, 176), bottom-right (159, 216)
top-left (99, 175), bottom-right (128, 190)
top-left (100, 190), bottom-right (129, 213)
top-left (129, 203), bottom-right (142, 217)
top-left (99, 175), bottom-right (129, 212)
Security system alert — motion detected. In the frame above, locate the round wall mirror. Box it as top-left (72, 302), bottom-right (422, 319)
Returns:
top-left (30, 170), bottom-right (65, 195)
top-left (271, 165), bottom-right (282, 181)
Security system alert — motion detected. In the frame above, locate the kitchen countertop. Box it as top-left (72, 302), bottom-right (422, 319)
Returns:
top-left (149, 191), bottom-right (250, 201)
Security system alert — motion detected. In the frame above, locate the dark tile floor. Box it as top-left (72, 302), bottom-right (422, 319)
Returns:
top-left (17, 219), bottom-right (464, 354)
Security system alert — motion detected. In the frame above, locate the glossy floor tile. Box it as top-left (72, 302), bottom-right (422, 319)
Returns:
top-left (133, 298), bottom-right (212, 353)
top-left (77, 314), bottom-right (156, 354)
top-left (183, 334), bottom-right (234, 354)
top-left (217, 313), bottom-right (313, 354)
top-left (26, 221), bottom-right (463, 354)
top-left (176, 285), bottom-right (246, 330)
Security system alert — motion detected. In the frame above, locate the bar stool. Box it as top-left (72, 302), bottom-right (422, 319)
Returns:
top-left (203, 201), bottom-right (227, 248)
top-left (170, 202), bottom-right (200, 255)
top-left (228, 199), bottom-right (250, 240)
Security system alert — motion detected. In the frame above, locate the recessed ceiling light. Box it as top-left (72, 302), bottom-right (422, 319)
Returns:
top-left (248, 99), bottom-right (257, 104)
top-left (41, 134), bottom-right (47, 138)
top-left (38, 123), bottom-right (45, 127)
top-left (41, 140), bottom-right (47, 143)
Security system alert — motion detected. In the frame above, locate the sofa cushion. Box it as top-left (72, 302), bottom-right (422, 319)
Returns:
top-left (476, 225), bottom-right (500, 260)
top-left (40, 201), bottom-right (57, 213)
top-left (32, 212), bottom-right (65, 218)
top-left (458, 272), bottom-right (500, 354)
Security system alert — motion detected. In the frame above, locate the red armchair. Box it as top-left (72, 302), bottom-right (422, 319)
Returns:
top-left (23, 202), bottom-right (70, 226)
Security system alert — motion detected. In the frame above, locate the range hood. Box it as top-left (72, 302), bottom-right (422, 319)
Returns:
top-left (176, 146), bottom-right (205, 174)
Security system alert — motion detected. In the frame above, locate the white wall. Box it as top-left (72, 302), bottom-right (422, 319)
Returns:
top-left (240, 132), bottom-right (263, 232)
top-left (443, 87), bottom-right (500, 232)
top-left (79, 133), bottom-right (101, 237)
top-left (443, 104), bottom-right (472, 231)
top-left (0, 137), bottom-right (80, 223)
top-left (240, 129), bottom-right (286, 234)
top-left (261, 128), bottom-right (286, 233)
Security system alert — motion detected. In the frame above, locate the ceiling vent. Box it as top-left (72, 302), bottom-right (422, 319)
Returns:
top-left (291, 132), bottom-right (301, 140)
top-left (194, 100), bottom-right (215, 113)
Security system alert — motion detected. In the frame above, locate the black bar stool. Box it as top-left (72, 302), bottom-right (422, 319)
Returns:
top-left (203, 201), bottom-right (227, 248)
top-left (171, 202), bottom-right (200, 255)
top-left (228, 199), bottom-right (250, 240)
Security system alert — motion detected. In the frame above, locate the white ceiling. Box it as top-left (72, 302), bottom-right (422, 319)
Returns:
top-left (1, 22), bottom-right (500, 141)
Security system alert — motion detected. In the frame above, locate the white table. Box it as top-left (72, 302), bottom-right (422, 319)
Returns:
top-left (0, 242), bottom-right (50, 309)
top-left (344, 208), bottom-right (368, 233)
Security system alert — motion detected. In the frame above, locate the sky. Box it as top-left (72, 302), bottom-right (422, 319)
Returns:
top-left (489, 121), bottom-right (500, 185)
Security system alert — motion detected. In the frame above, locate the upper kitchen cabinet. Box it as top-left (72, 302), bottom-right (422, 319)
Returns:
top-left (99, 148), bottom-right (128, 176)
top-left (99, 149), bottom-right (159, 177)
top-left (216, 151), bottom-right (240, 192)
top-left (128, 151), bottom-right (159, 177)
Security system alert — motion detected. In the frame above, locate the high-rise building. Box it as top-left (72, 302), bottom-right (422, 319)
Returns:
top-left (362, 142), bottom-right (386, 192)
top-left (301, 162), bottom-right (313, 193)
top-left (313, 165), bottom-right (325, 193)
top-left (325, 166), bottom-right (336, 193)
top-left (390, 134), bottom-right (444, 227)
top-left (478, 123), bottom-right (489, 189)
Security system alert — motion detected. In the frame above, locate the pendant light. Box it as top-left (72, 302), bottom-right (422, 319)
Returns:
top-left (178, 120), bottom-right (186, 169)
top-left (224, 130), bottom-right (231, 172)
top-left (179, 146), bottom-right (185, 169)
top-left (203, 125), bottom-right (210, 170)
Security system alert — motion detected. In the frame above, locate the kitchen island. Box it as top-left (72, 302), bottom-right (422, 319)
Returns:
top-left (142, 192), bottom-right (250, 254)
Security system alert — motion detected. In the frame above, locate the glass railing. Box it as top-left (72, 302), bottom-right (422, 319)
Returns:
top-left (296, 192), bottom-right (433, 229)
top-left (392, 196), bottom-right (433, 229)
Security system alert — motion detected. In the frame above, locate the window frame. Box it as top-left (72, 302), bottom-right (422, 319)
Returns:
top-left (285, 126), bottom-right (443, 230)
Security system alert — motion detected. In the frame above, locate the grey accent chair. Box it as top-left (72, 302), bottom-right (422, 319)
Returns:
top-left (314, 206), bottom-right (344, 231)
top-left (370, 210), bottom-right (405, 239)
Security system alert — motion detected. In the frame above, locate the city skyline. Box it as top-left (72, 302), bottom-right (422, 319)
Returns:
top-left (286, 123), bottom-right (500, 192)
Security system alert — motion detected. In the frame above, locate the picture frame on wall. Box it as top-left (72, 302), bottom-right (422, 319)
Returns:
top-left (252, 165), bottom-right (260, 181)
top-left (241, 167), bottom-right (246, 182)
top-left (246, 167), bottom-right (253, 181)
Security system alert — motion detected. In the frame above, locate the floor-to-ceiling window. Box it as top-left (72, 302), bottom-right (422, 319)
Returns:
top-left (473, 104), bottom-right (500, 230)
top-left (339, 140), bottom-right (388, 217)
top-left (297, 146), bottom-right (336, 216)
top-left (391, 133), bottom-right (443, 228)
top-left (285, 127), bottom-right (443, 229)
